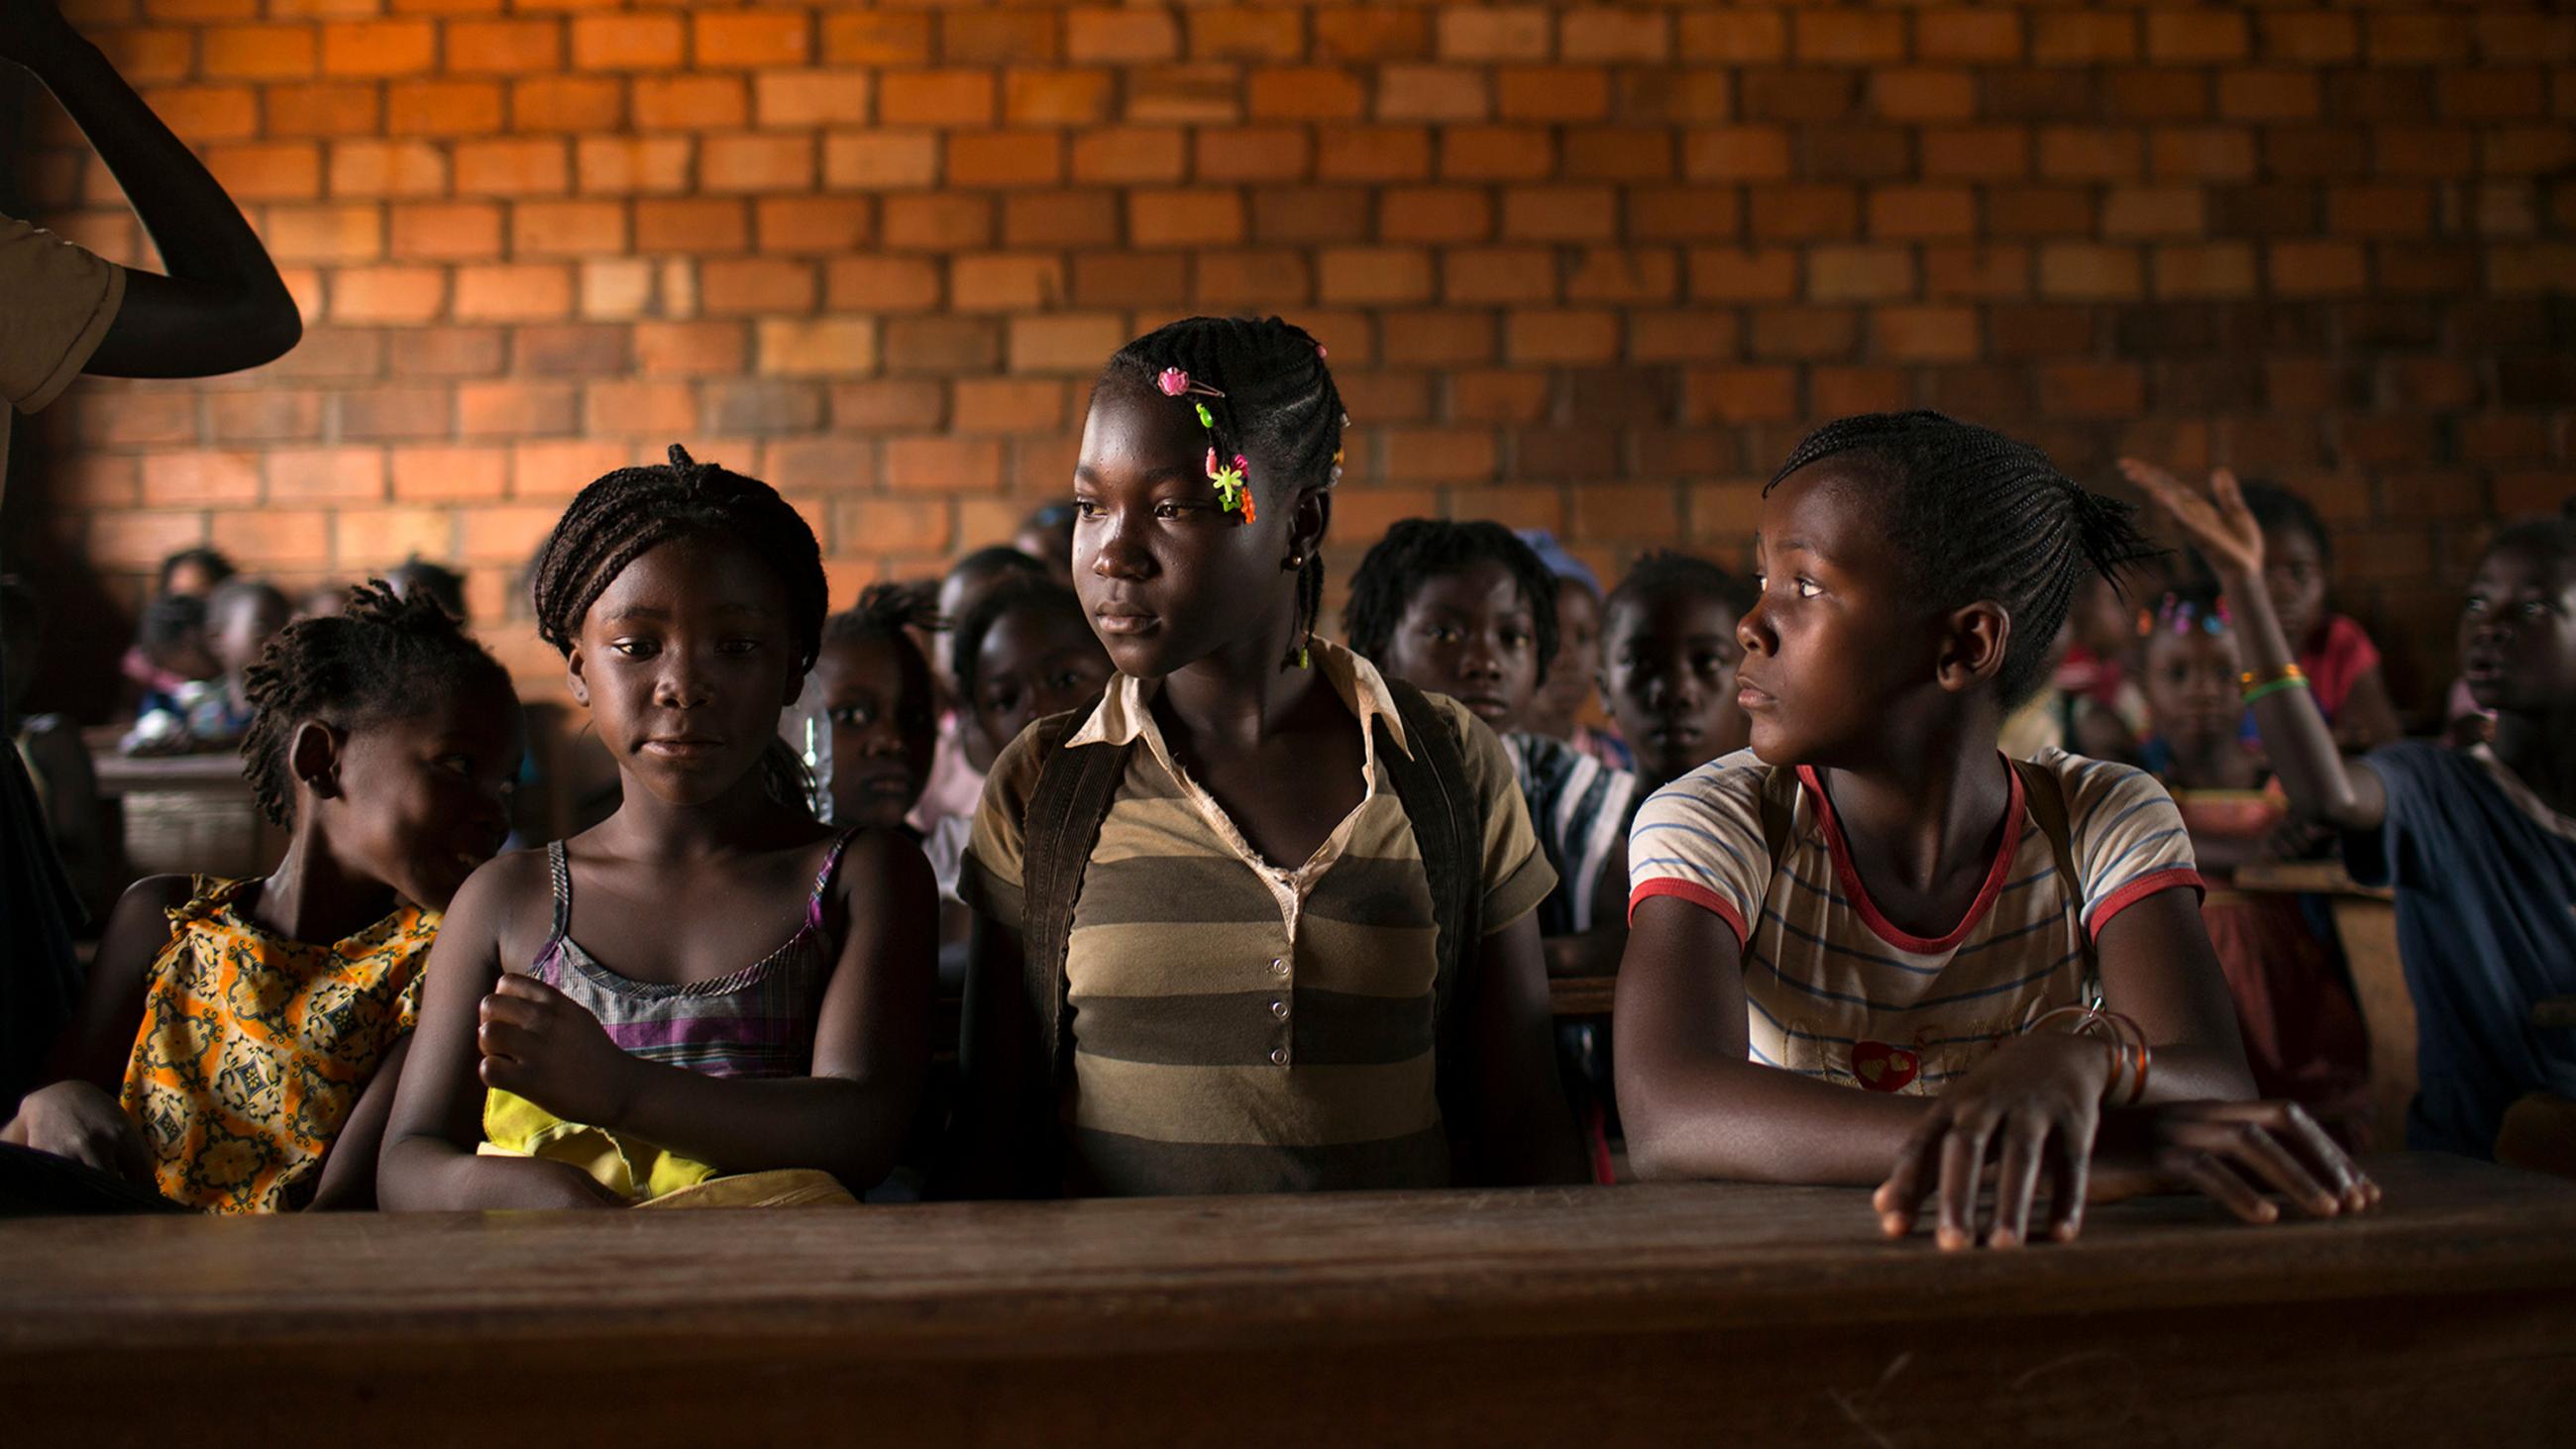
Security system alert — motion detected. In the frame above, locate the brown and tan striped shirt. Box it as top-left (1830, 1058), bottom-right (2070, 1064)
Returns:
top-left (960, 641), bottom-right (1556, 1196)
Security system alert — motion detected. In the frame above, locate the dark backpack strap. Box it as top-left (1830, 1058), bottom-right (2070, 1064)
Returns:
top-left (1378, 680), bottom-right (1481, 1035)
top-left (1017, 697), bottom-right (1127, 1090)
top-left (2007, 756), bottom-right (2097, 1006)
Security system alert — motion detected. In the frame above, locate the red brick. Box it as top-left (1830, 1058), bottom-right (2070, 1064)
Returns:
top-left (949, 132), bottom-right (1065, 189)
top-left (390, 445), bottom-right (509, 502)
top-left (1438, 7), bottom-right (1551, 62)
top-left (1921, 126), bottom-right (2030, 181)
top-left (1006, 192), bottom-right (1121, 249)
top-left (1440, 126), bottom-right (1554, 182)
top-left (695, 12), bottom-right (808, 68)
top-left (1068, 7), bottom-right (1177, 63)
top-left (1793, 11), bottom-right (1905, 65)
top-left (1915, 10), bottom-right (2022, 64)
top-left (143, 451), bottom-right (264, 506)
top-left (321, 21), bottom-right (435, 78)
top-left (825, 257), bottom-right (944, 313)
top-left (1378, 66), bottom-right (1490, 123)
top-left (333, 264), bottom-right (446, 323)
top-left (2147, 12), bottom-right (2248, 64)
top-left (2102, 186), bottom-right (2205, 240)
top-left (1872, 306), bottom-right (1981, 363)
top-left (633, 321), bottom-right (749, 378)
top-left (2038, 128), bottom-right (2142, 182)
top-left (1684, 126), bottom-right (1791, 182)
top-left (1689, 247), bottom-right (1798, 303)
top-left (882, 70), bottom-right (995, 128)
top-left (388, 80), bottom-right (504, 137)
top-left (212, 510), bottom-right (332, 569)
top-left (634, 75), bottom-right (749, 131)
top-left (265, 447), bottom-right (385, 505)
top-left (1317, 126), bottom-right (1433, 182)
top-left (512, 77), bottom-right (623, 134)
top-left (824, 133), bottom-right (940, 191)
top-left (1628, 186), bottom-right (1742, 243)
top-left (1808, 244), bottom-right (1916, 302)
top-left (1191, 8), bottom-right (1304, 62)
top-left (578, 137), bottom-right (694, 196)
top-left (700, 134), bottom-right (815, 194)
top-left (572, 15), bottom-right (685, 71)
top-left (823, 14), bottom-right (933, 67)
top-left (1563, 127), bottom-right (1674, 183)
top-left (1561, 9), bottom-right (1667, 62)
top-left (2219, 70), bottom-right (2322, 123)
top-left (2038, 363), bottom-right (2146, 418)
top-left (1871, 69), bottom-right (1976, 123)
top-left (2368, 15), bottom-right (2472, 65)
top-left (89, 513), bottom-right (210, 571)
top-left (1506, 309), bottom-right (1619, 365)
top-left (447, 20), bottom-right (562, 75)
top-left (458, 380), bottom-right (579, 438)
top-left (455, 138), bottom-right (569, 196)
top-left (2261, 13), bottom-right (2358, 65)
top-left (454, 263), bottom-right (574, 322)
top-left (202, 25), bottom-right (319, 81)
top-left (942, 11), bottom-right (1058, 66)
top-left (388, 201), bottom-right (500, 259)
top-left (1565, 248), bottom-right (1679, 306)
top-left (1007, 70), bottom-right (1116, 128)
top-left (2038, 243), bottom-right (2144, 301)
top-left (1194, 127), bottom-right (1311, 183)
top-left (751, 197), bottom-right (868, 255)
top-left (698, 258), bottom-right (816, 315)
top-left (1495, 65), bottom-right (1611, 123)
top-left (1007, 313), bottom-right (1127, 373)
top-left (758, 318), bottom-right (879, 376)
top-left (1248, 65), bottom-right (1367, 122)
top-left (263, 202), bottom-right (382, 263)
top-left (1315, 247), bottom-right (1431, 306)
top-left (265, 82), bottom-right (380, 138)
top-left (885, 438), bottom-right (1003, 494)
top-left (333, 510), bottom-right (455, 569)
top-left (1749, 184), bottom-right (1858, 242)
top-left (1315, 11), bottom-right (1430, 62)
top-left (209, 142), bottom-right (323, 201)
top-left (1129, 188), bottom-right (1244, 246)
top-left (2151, 128), bottom-right (2258, 182)
top-left (756, 70), bottom-right (873, 129)
top-left (143, 85), bottom-right (261, 141)
top-left (1868, 184), bottom-right (1976, 240)
top-left (1924, 244), bottom-right (2032, 300)
top-left (2328, 185), bottom-right (2432, 239)
top-left (1502, 185), bottom-right (1617, 243)
top-left (2032, 14), bottom-right (2135, 65)
top-left (1072, 128), bottom-right (1187, 184)
top-left (950, 254), bottom-right (1064, 313)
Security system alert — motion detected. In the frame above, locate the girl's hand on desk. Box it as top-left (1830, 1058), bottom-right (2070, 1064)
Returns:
top-left (477, 973), bottom-right (638, 1130)
top-left (2090, 1099), bottom-right (2380, 1223)
top-left (1873, 1031), bottom-right (2113, 1252)
top-left (5, 1080), bottom-right (154, 1183)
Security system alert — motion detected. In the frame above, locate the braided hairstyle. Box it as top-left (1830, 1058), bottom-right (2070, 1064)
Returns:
top-left (1766, 411), bottom-right (2161, 705)
top-left (238, 580), bottom-right (510, 825)
top-left (1605, 551), bottom-right (1753, 636)
top-left (529, 444), bottom-right (830, 812)
top-left (1342, 519), bottom-right (1561, 685)
top-left (1099, 316), bottom-right (1348, 668)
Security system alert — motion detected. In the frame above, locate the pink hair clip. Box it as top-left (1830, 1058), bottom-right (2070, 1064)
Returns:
top-left (1155, 366), bottom-right (1224, 400)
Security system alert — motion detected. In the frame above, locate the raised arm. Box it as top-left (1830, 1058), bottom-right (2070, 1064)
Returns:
top-left (2, 0), bottom-right (300, 376)
top-left (2124, 461), bottom-right (2388, 832)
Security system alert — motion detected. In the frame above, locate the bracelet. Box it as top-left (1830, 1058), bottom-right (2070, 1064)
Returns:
top-left (2239, 663), bottom-right (2305, 688)
top-left (2241, 675), bottom-right (2311, 706)
top-left (2025, 1005), bottom-right (2151, 1104)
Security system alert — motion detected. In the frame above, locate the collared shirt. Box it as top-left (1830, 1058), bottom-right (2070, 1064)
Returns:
top-left (961, 639), bottom-right (1555, 1196)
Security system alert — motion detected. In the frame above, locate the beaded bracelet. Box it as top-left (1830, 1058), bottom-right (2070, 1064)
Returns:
top-left (2025, 1005), bottom-right (2152, 1106)
top-left (2242, 674), bottom-right (2310, 706)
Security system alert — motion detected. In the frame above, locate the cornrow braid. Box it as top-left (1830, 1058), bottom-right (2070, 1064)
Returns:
top-left (1342, 518), bottom-right (1561, 686)
top-left (237, 580), bottom-right (510, 825)
top-left (1101, 316), bottom-right (1348, 668)
top-left (529, 443), bottom-right (828, 673)
top-left (1766, 410), bottom-right (2163, 705)
top-left (529, 443), bottom-right (830, 814)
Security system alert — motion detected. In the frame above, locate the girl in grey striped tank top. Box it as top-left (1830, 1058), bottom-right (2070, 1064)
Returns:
top-left (378, 448), bottom-right (940, 1210)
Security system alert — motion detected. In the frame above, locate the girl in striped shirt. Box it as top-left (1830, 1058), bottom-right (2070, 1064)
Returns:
top-left (1615, 412), bottom-right (2374, 1249)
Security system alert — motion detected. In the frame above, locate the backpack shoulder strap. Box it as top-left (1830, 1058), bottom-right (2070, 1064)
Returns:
top-left (1378, 679), bottom-right (1480, 1030)
top-left (1018, 696), bottom-right (1127, 1089)
top-left (2007, 755), bottom-right (2099, 1006)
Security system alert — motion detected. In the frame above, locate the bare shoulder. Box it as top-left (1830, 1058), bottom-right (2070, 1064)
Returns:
top-left (441, 846), bottom-right (558, 964)
top-left (827, 824), bottom-right (935, 905)
top-left (90, 874), bottom-right (197, 983)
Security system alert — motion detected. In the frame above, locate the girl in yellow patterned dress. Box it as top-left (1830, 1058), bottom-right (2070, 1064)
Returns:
top-left (1, 584), bottom-right (519, 1212)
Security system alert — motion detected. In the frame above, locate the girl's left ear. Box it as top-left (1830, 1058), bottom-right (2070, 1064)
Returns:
top-left (1936, 601), bottom-right (2010, 693)
top-left (287, 719), bottom-right (345, 803)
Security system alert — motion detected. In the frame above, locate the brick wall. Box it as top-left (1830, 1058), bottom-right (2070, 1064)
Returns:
top-left (6, 1), bottom-right (2572, 702)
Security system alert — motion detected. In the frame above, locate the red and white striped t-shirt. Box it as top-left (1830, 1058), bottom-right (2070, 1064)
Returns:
top-left (1627, 748), bottom-right (2202, 1095)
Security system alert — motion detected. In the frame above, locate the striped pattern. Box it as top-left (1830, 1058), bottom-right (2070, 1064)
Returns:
top-left (530, 830), bottom-right (855, 1081)
top-left (1506, 730), bottom-right (1641, 936)
top-left (962, 640), bottom-right (1555, 1196)
top-left (1628, 748), bottom-right (2201, 1094)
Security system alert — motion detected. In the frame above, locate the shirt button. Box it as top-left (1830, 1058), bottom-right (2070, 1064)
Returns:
top-left (1270, 957), bottom-right (1288, 975)
top-left (1269, 1047), bottom-right (1288, 1066)
top-left (1270, 998), bottom-right (1289, 1019)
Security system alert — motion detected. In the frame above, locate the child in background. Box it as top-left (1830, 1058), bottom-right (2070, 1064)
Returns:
top-left (385, 555), bottom-right (468, 625)
top-left (379, 447), bottom-right (937, 1210)
top-left (1014, 502), bottom-right (1078, 586)
top-left (2145, 469), bottom-right (2576, 1172)
top-left (912, 547), bottom-right (1050, 833)
top-left (2, 584), bottom-right (519, 1212)
top-left (119, 592), bottom-right (220, 755)
top-left (2050, 571), bottom-right (2153, 764)
top-left (1516, 530), bottom-right (1633, 772)
top-left (2134, 580), bottom-right (2371, 1145)
top-left (1617, 412), bottom-right (2373, 1249)
top-left (1600, 552), bottom-right (1754, 798)
top-left (812, 583), bottom-right (940, 835)
top-left (2120, 463), bottom-right (2400, 752)
top-left (295, 580), bottom-right (350, 622)
top-left (954, 317), bottom-right (1581, 1197)
top-left (117, 548), bottom-right (236, 703)
top-left (952, 575), bottom-right (1116, 789)
top-left (1346, 519), bottom-right (1642, 956)
top-left (197, 575), bottom-right (289, 743)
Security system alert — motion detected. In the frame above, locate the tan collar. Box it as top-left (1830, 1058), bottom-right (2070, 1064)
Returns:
top-left (1065, 637), bottom-right (1415, 760)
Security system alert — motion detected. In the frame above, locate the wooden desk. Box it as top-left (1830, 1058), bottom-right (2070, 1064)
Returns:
top-left (3, 1155), bottom-right (2570, 1445)
top-left (83, 733), bottom-right (284, 884)
top-left (2233, 859), bottom-right (2412, 1148)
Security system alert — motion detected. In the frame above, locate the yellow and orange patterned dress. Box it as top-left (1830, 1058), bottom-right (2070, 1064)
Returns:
top-left (119, 877), bottom-right (434, 1213)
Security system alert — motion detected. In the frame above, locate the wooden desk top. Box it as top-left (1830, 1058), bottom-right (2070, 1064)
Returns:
top-left (3, 1154), bottom-right (2564, 1361)
top-left (87, 743), bottom-right (253, 794)
top-left (2231, 858), bottom-right (2396, 899)
top-left (5, 1155), bottom-right (2570, 1443)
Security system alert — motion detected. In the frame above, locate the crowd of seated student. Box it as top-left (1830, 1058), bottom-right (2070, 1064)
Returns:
top-left (5, 5), bottom-right (2566, 1238)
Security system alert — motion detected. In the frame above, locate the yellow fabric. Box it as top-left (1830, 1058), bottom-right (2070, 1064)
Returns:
top-left (635, 1169), bottom-right (857, 1209)
top-left (0, 214), bottom-right (125, 509)
top-left (120, 877), bottom-right (431, 1213)
top-left (479, 1087), bottom-right (719, 1203)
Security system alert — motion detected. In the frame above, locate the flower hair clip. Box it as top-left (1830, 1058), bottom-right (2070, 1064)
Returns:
top-left (1155, 367), bottom-right (1254, 523)
top-left (2153, 593), bottom-right (2230, 637)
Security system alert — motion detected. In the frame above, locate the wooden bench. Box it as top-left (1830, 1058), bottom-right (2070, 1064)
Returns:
top-left (85, 731), bottom-right (283, 884)
top-left (2, 1154), bottom-right (2569, 1444)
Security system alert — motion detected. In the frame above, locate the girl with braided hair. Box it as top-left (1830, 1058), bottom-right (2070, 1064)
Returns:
top-left (4, 582), bottom-right (519, 1212)
top-left (951, 316), bottom-right (1584, 1196)
top-left (1617, 412), bottom-right (2374, 1249)
top-left (380, 447), bottom-right (936, 1209)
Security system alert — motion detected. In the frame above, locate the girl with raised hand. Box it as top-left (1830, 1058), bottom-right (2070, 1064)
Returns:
top-left (1616, 412), bottom-right (2375, 1249)
top-left (2143, 468), bottom-right (2576, 1170)
top-left (378, 448), bottom-right (936, 1209)
top-left (952, 317), bottom-right (1582, 1197)
top-left (4, 584), bottom-right (517, 1212)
